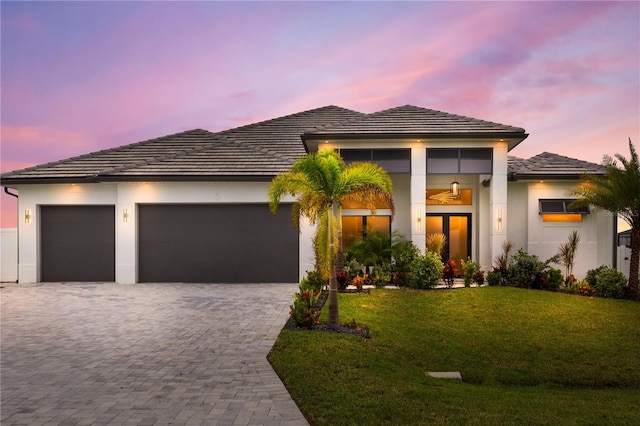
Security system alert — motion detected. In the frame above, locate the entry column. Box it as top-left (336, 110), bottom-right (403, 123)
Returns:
top-left (490, 142), bottom-right (509, 263)
top-left (411, 146), bottom-right (426, 253)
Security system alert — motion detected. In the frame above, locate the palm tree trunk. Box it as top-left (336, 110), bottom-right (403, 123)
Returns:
top-left (328, 202), bottom-right (340, 328)
top-left (336, 205), bottom-right (344, 274)
top-left (628, 224), bottom-right (640, 300)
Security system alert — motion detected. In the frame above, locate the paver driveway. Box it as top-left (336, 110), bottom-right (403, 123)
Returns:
top-left (1, 282), bottom-right (308, 426)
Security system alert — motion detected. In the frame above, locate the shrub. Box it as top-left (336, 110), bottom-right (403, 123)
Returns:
top-left (304, 270), bottom-right (326, 292)
top-left (493, 240), bottom-right (513, 286)
top-left (442, 259), bottom-right (457, 288)
top-left (392, 236), bottom-right (420, 271)
top-left (408, 251), bottom-right (444, 289)
top-left (486, 270), bottom-right (501, 286)
top-left (336, 272), bottom-right (349, 290)
top-left (371, 264), bottom-right (392, 288)
top-left (344, 258), bottom-right (364, 280)
top-left (426, 233), bottom-right (446, 257)
top-left (543, 267), bottom-right (564, 291)
top-left (579, 282), bottom-right (595, 297)
top-left (473, 269), bottom-right (485, 286)
top-left (507, 249), bottom-right (546, 289)
top-left (392, 270), bottom-right (409, 287)
top-left (585, 265), bottom-right (608, 290)
top-left (391, 235), bottom-right (420, 287)
top-left (289, 286), bottom-right (321, 328)
top-left (351, 275), bottom-right (365, 292)
top-left (460, 257), bottom-right (481, 287)
top-left (592, 266), bottom-right (627, 299)
top-left (565, 280), bottom-right (595, 297)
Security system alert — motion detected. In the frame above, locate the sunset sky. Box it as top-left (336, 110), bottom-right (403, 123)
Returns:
top-left (1, 1), bottom-right (639, 227)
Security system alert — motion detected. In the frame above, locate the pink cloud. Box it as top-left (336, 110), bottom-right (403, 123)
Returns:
top-left (1, 125), bottom-right (93, 168)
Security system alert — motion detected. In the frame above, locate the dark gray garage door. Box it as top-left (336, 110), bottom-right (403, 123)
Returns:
top-left (41, 206), bottom-right (115, 282)
top-left (138, 204), bottom-right (298, 283)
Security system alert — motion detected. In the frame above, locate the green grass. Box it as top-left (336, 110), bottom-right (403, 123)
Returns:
top-left (268, 287), bottom-right (640, 425)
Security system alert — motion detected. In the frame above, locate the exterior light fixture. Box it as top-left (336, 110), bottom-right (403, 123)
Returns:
top-left (450, 181), bottom-right (460, 197)
top-left (123, 208), bottom-right (129, 223)
top-left (416, 207), bottom-right (422, 232)
top-left (24, 209), bottom-right (32, 224)
top-left (497, 208), bottom-right (503, 232)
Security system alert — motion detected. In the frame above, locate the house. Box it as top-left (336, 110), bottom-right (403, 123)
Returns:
top-left (0, 105), bottom-right (615, 284)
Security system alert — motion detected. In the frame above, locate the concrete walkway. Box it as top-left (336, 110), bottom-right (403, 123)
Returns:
top-left (0, 282), bottom-right (308, 426)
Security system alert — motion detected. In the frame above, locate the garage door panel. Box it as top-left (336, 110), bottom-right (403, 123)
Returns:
top-left (138, 204), bottom-right (298, 283)
top-left (41, 206), bottom-right (115, 282)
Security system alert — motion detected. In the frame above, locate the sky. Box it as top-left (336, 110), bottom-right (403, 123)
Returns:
top-left (1, 0), bottom-right (639, 227)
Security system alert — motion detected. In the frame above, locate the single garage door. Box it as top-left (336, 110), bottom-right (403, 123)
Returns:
top-left (138, 204), bottom-right (298, 283)
top-left (41, 205), bottom-right (115, 282)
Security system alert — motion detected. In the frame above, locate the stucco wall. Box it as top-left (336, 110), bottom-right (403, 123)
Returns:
top-left (506, 182), bottom-right (528, 253)
top-left (1, 228), bottom-right (18, 282)
top-left (525, 181), bottom-right (614, 280)
top-left (13, 181), bottom-right (314, 284)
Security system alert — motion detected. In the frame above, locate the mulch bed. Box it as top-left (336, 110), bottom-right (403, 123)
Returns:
top-left (283, 289), bottom-right (372, 337)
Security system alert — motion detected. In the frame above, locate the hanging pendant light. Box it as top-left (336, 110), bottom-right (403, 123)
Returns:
top-left (450, 180), bottom-right (460, 197)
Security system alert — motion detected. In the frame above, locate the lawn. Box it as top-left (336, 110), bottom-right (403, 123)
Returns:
top-left (268, 287), bottom-right (640, 425)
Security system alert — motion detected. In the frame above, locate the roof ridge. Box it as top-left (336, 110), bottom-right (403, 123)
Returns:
top-left (98, 130), bottom-right (220, 176)
top-left (215, 105), bottom-right (362, 136)
top-left (529, 151), bottom-right (602, 167)
top-left (384, 105), bottom-right (525, 130)
top-left (213, 105), bottom-right (364, 161)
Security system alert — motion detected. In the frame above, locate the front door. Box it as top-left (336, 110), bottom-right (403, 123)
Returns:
top-left (425, 213), bottom-right (471, 265)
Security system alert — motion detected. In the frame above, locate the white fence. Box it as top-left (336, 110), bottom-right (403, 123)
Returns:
top-left (617, 245), bottom-right (639, 281)
top-left (1, 228), bottom-right (18, 282)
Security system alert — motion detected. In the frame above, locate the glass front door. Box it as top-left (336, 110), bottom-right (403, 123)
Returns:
top-left (425, 214), bottom-right (471, 265)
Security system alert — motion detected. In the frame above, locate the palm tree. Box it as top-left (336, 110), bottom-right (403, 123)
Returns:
top-left (268, 149), bottom-right (394, 328)
top-left (347, 229), bottom-right (393, 274)
top-left (552, 230), bottom-right (580, 280)
top-left (570, 139), bottom-right (640, 299)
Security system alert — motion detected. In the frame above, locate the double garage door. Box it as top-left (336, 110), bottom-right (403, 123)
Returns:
top-left (40, 204), bottom-right (298, 283)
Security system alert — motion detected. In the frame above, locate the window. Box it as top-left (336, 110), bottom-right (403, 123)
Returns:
top-left (539, 199), bottom-right (589, 222)
top-left (340, 149), bottom-right (411, 173)
top-left (426, 148), bottom-right (493, 174)
top-left (426, 188), bottom-right (472, 205)
top-left (341, 216), bottom-right (391, 249)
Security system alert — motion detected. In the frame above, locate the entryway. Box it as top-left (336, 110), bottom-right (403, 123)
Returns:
top-left (425, 213), bottom-right (471, 263)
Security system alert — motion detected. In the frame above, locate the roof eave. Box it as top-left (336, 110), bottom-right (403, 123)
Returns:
top-left (302, 131), bottom-right (528, 152)
top-left (508, 172), bottom-right (602, 182)
top-left (1, 174), bottom-right (279, 186)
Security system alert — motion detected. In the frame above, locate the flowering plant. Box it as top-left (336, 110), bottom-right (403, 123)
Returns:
top-left (442, 259), bottom-right (457, 287)
top-left (336, 272), bottom-right (349, 290)
top-left (351, 275), bottom-right (365, 292)
top-left (289, 289), bottom-right (321, 328)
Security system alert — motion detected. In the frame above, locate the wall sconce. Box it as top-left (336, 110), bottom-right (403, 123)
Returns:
top-left (416, 207), bottom-right (422, 232)
top-left (24, 209), bottom-right (32, 224)
top-left (123, 208), bottom-right (129, 223)
top-left (450, 181), bottom-right (460, 197)
top-left (497, 208), bottom-right (503, 232)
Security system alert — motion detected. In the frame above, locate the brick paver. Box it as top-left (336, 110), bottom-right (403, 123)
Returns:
top-left (1, 283), bottom-right (308, 425)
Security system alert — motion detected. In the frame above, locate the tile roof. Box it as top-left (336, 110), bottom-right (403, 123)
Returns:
top-left (508, 152), bottom-right (605, 179)
top-left (0, 106), bottom-right (363, 184)
top-left (303, 104), bottom-right (526, 135)
top-left (7, 105), bottom-right (600, 186)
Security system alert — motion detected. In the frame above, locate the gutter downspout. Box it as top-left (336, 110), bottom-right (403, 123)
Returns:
top-left (3, 187), bottom-right (19, 283)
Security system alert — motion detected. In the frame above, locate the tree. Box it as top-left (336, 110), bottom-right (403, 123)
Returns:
top-left (268, 149), bottom-right (394, 328)
top-left (550, 230), bottom-right (581, 281)
top-left (570, 139), bottom-right (640, 299)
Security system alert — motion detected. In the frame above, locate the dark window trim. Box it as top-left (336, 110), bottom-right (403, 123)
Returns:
top-left (539, 199), bottom-right (590, 214)
top-left (426, 148), bottom-right (493, 174)
top-left (339, 148), bottom-right (411, 174)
